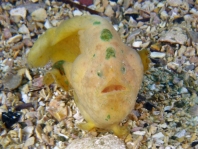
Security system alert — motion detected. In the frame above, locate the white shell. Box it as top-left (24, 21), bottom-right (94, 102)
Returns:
top-left (10, 7), bottom-right (27, 19)
top-left (160, 11), bottom-right (168, 20)
top-left (7, 35), bottom-right (22, 44)
top-left (179, 87), bottom-right (188, 94)
top-left (150, 52), bottom-right (166, 58)
top-left (175, 130), bottom-right (186, 138)
top-left (18, 24), bottom-right (30, 34)
top-left (132, 40), bottom-right (142, 48)
top-left (152, 132), bottom-right (164, 139)
top-left (44, 19), bottom-right (53, 29)
top-left (133, 131), bottom-right (146, 135)
top-left (73, 10), bottom-right (83, 16)
top-left (31, 8), bottom-right (47, 22)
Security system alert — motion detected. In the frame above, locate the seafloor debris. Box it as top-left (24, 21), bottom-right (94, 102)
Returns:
top-left (2, 111), bottom-right (21, 128)
top-left (66, 134), bottom-right (126, 149)
top-left (3, 74), bottom-right (22, 90)
top-left (0, 0), bottom-right (198, 148)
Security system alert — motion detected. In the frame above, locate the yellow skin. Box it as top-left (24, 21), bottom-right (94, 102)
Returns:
top-left (27, 15), bottom-right (144, 138)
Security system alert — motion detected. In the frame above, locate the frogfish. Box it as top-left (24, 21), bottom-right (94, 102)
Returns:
top-left (27, 15), bottom-right (149, 138)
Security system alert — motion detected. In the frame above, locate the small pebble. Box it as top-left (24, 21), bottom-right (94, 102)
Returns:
top-left (152, 132), bottom-right (164, 139)
top-left (175, 130), bottom-right (186, 138)
top-left (7, 34), bottom-right (22, 44)
top-left (18, 24), bottom-right (30, 34)
top-left (3, 28), bottom-right (12, 39)
top-left (132, 40), bottom-right (142, 48)
top-left (66, 134), bottom-right (126, 149)
top-left (31, 0), bottom-right (39, 2)
top-left (23, 38), bottom-right (33, 47)
top-left (73, 10), bottom-right (83, 16)
top-left (44, 19), bottom-right (53, 29)
top-left (133, 131), bottom-right (146, 135)
top-left (189, 104), bottom-right (198, 116)
top-left (24, 137), bottom-right (35, 147)
top-left (104, 5), bottom-right (114, 17)
top-left (191, 140), bottom-right (198, 147)
top-left (31, 8), bottom-right (47, 22)
top-left (179, 87), bottom-right (188, 94)
top-left (3, 74), bottom-right (22, 90)
top-left (10, 7), bottom-right (27, 19)
top-left (167, 0), bottom-right (182, 6)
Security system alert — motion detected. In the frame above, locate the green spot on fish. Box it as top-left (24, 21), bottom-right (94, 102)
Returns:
top-left (52, 60), bottom-right (65, 75)
top-left (93, 54), bottom-right (96, 57)
top-left (100, 29), bottom-right (113, 41)
top-left (121, 66), bottom-right (126, 74)
top-left (65, 80), bottom-right (69, 85)
top-left (97, 71), bottom-right (102, 77)
top-left (105, 115), bottom-right (111, 121)
top-left (93, 21), bottom-right (101, 25)
top-left (106, 47), bottom-right (116, 59)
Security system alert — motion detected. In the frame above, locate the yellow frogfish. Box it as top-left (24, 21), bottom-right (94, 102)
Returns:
top-left (27, 15), bottom-right (148, 138)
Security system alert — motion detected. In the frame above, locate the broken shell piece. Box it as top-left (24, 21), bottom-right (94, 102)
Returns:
top-left (160, 11), bottom-right (168, 20)
top-left (132, 40), bottom-right (142, 48)
top-left (17, 68), bottom-right (32, 81)
top-left (25, 69), bottom-right (32, 81)
top-left (73, 10), bottom-right (83, 16)
top-left (152, 132), bottom-right (164, 139)
top-left (3, 28), bottom-right (12, 39)
top-left (7, 34), bottom-right (22, 44)
top-left (18, 24), bottom-right (30, 34)
top-left (24, 137), bottom-right (35, 147)
top-left (167, 0), bottom-right (182, 6)
top-left (157, 2), bottom-right (165, 7)
top-left (23, 38), bottom-right (33, 47)
top-left (31, 8), bottom-right (47, 22)
top-left (184, 47), bottom-right (195, 57)
top-left (66, 134), bottom-right (125, 149)
top-left (44, 19), bottom-right (53, 29)
top-left (167, 62), bottom-right (179, 70)
top-left (12, 42), bottom-right (24, 51)
top-left (3, 74), bottom-right (22, 90)
top-left (32, 77), bottom-right (44, 87)
top-left (47, 99), bottom-right (68, 121)
top-left (42, 133), bottom-right (54, 145)
top-left (148, 125), bottom-right (157, 135)
top-left (188, 31), bottom-right (198, 43)
top-left (35, 125), bottom-right (43, 141)
top-left (23, 126), bottom-right (34, 139)
top-left (175, 130), bottom-right (186, 138)
top-left (104, 5), bottom-right (114, 17)
top-left (178, 46), bottom-right (186, 56)
top-left (126, 29), bottom-right (141, 44)
top-left (189, 104), bottom-right (198, 116)
top-left (10, 7), bottom-right (27, 19)
top-left (133, 131), bottom-right (146, 135)
top-left (7, 130), bottom-right (18, 138)
top-left (159, 27), bottom-right (187, 45)
top-left (150, 52), bottom-right (165, 58)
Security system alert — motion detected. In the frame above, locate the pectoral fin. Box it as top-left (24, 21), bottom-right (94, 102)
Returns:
top-left (43, 68), bottom-right (70, 91)
top-left (138, 49), bottom-right (151, 73)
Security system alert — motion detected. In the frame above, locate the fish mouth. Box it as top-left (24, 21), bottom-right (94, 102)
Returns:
top-left (101, 85), bottom-right (126, 93)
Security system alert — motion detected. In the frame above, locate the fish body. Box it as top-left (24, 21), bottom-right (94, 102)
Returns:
top-left (27, 15), bottom-right (144, 137)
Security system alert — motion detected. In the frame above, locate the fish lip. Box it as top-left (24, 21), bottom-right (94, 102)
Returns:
top-left (101, 84), bottom-right (126, 93)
